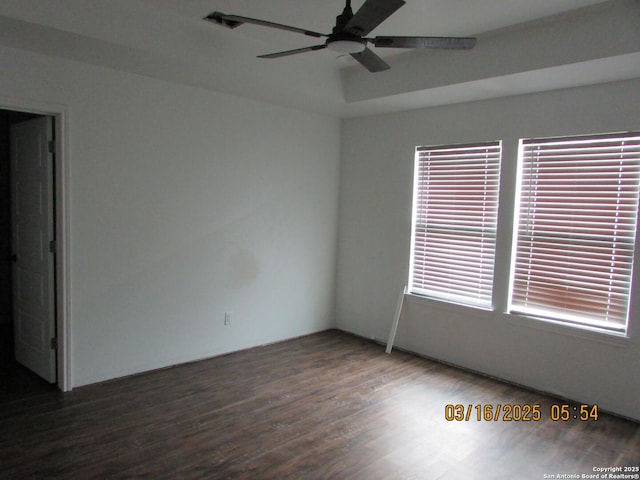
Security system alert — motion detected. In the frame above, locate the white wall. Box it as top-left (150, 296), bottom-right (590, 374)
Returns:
top-left (0, 45), bottom-right (341, 387)
top-left (337, 79), bottom-right (640, 421)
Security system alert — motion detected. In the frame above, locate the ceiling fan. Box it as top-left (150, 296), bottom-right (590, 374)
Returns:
top-left (204, 0), bottom-right (477, 73)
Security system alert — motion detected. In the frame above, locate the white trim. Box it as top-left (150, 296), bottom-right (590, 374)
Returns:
top-left (408, 142), bottom-right (501, 307)
top-left (385, 285), bottom-right (407, 354)
top-left (504, 312), bottom-right (630, 348)
top-left (508, 132), bottom-right (640, 334)
top-left (54, 110), bottom-right (72, 392)
top-left (407, 150), bottom-right (420, 292)
top-left (1, 95), bottom-right (72, 392)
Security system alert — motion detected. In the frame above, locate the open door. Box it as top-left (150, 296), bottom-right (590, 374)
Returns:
top-left (10, 116), bottom-right (56, 383)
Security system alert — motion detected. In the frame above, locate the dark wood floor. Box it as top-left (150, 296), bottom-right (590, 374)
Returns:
top-left (1, 329), bottom-right (638, 479)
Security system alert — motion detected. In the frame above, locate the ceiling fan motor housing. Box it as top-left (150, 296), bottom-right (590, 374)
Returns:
top-left (327, 1), bottom-right (367, 53)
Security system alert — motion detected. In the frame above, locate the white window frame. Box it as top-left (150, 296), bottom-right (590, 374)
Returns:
top-left (508, 132), bottom-right (640, 334)
top-left (409, 141), bottom-right (502, 309)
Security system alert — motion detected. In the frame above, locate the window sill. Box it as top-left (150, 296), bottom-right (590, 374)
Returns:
top-left (406, 291), bottom-right (494, 312)
top-left (504, 312), bottom-right (630, 348)
top-left (405, 294), bottom-right (630, 347)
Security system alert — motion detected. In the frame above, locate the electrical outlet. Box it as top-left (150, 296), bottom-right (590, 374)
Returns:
top-left (224, 312), bottom-right (232, 326)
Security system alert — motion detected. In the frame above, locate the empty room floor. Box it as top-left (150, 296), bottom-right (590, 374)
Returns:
top-left (1, 330), bottom-right (638, 479)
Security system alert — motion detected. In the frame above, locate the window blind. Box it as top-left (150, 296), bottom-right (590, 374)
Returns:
top-left (509, 133), bottom-right (640, 331)
top-left (410, 142), bottom-right (501, 307)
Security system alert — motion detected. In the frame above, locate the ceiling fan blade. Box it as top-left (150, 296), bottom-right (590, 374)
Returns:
top-left (204, 12), bottom-right (326, 38)
top-left (350, 47), bottom-right (390, 72)
top-left (258, 44), bottom-right (327, 59)
top-left (374, 36), bottom-right (477, 49)
top-left (345, 0), bottom-right (406, 37)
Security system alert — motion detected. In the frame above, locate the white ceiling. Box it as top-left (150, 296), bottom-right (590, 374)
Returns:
top-left (144, 0), bottom-right (608, 45)
top-left (0, 0), bottom-right (639, 117)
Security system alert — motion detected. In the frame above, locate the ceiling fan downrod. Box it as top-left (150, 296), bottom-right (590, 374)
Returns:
top-left (334, 0), bottom-right (355, 34)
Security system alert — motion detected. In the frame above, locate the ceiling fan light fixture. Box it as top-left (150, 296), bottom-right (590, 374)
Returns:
top-left (327, 39), bottom-right (366, 54)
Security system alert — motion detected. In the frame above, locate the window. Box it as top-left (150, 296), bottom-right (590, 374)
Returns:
top-left (409, 142), bottom-right (501, 308)
top-left (509, 132), bottom-right (640, 332)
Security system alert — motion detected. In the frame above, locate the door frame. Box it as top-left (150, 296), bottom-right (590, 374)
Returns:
top-left (2, 95), bottom-right (71, 392)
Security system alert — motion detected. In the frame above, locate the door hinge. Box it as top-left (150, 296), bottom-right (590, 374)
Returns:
top-left (48, 140), bottom-right (56, 154)
top-left (50, 337), bottom-right (57, 350)
top-left (49, 240), bottom-right (57, 254)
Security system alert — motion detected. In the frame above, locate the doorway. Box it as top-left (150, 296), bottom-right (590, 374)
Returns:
top-left (1, 108), bottom-right (62, 398)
